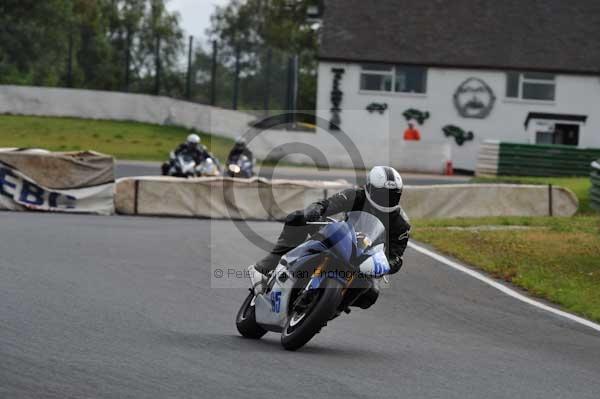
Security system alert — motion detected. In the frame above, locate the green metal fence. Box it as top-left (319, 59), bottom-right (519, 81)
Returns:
top-left (497, 143), bottom-right (600, 177)
top-left (591, 160), bottom-right (600, 212)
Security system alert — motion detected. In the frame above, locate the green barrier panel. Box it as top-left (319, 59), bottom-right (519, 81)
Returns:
top-left (497, 143), bottom-right (600, 177)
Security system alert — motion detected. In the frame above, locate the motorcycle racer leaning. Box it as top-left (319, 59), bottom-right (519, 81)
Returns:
top-left (248, 166), bottom-right (410, 309)
top-left (161, 134), bottom-right (210, 176)
top-left (175, 134), bottom-right (209, 164)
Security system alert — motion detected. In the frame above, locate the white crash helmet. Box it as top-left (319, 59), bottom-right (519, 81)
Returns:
top-left (187, 133), bottom-right (201, 146)
top-left (365, 166), bottom-right (403, 213)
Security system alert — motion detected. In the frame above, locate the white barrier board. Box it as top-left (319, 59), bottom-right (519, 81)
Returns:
top-left (0, 162), bottom-right (114, 215)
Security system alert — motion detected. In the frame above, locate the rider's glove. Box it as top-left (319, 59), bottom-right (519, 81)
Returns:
top-left (303, 205), bottom-right (323, 222)
top-left (388, 256), bottom-right (403, 274)
top-left (359, 251), bottom-right (390, 277)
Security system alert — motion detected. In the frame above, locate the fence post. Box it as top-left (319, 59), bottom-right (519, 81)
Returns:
top-left (263, 48), bottom-right (272, 115)
top-left (232, 45), bottom-right (241, 110)
top-left (210, 40), bottom-right (218, 106)
top-left (591, 160), bottom-right (600, 212)
top-left (66, 29), bottom-right (74, 88)
top-left (124, 27), bottom-right (131, 92)
top-left (285, 55), bottom-right (299, 124)
top-left (186, 35), bottom-right (194, 100)
top-left (548, 184), bottom-right (553, 217)
top-left (154, 35), bottom-right (161, 95)
top-left (291, 54), bottom-right (299, 114)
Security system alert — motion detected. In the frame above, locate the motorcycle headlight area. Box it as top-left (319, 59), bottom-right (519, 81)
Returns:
top-left (356, 232), bottom-right (372, 250)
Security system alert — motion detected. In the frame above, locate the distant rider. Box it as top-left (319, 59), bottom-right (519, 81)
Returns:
top-left (227, 137), bottom-right (253, 165)
top-left (248, 166), bottom-right (411, 309)
top-left (162, 134), bottom-right (208, 175)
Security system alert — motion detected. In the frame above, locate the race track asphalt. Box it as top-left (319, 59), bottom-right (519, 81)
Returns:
top-left (1, 212), bottom-right (599, 399)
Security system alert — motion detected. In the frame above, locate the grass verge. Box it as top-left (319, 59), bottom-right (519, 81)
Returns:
top-left (413, 216), bottom-right (600, 322)
top-left (0, 114), bottom-right (234, 161)
top-left (473, 176), bottom-right (592, 214)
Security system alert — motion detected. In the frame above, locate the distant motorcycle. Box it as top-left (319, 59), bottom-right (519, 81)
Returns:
top-left (236, 211), bottom-right (388, 351)
top-left (162, 151), bottom-right (222, 178)
top-left (226, 155), bottom-right (253, 178)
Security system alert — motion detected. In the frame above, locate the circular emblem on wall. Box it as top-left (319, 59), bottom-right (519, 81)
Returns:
top-left (453, 77), bottom-right (496, 119)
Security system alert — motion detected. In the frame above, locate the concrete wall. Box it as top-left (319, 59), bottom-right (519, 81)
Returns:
top-left (316, 62), bottom-right (600, 171)
top-left (0, 85), bottom-right (253, 140)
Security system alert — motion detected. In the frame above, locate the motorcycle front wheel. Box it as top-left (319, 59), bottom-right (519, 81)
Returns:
top-left (280, 278), bottom-right (344, 351)
top-left (236, 291), bottom-right (268, 339)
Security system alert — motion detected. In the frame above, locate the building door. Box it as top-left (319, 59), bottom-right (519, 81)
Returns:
top-left (554, 123), bottom-right (579, 146)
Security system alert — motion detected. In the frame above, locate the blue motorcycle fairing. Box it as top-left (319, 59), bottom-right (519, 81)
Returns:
top-left (284, 239), bottom-right (329, 266)
top-left (306, 275), bottom-right (324, 290)
top-left (285, 221), bottom-right (358, 268)
top-left (318, 221), bottom-right (357, 264)
top-left (283, 221), bottom-right (360, 295)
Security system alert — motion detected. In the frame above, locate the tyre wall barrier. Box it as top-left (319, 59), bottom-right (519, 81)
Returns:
top-left (591, 160), bottom-right (600, 212)
top-left (402, 184), bottom-right (578, 218)
top-left (115, 178), bottom-right (578, 219)
top-left (475, 140), bottom-right (500, 176)
top-left (0, 148), bottom-right (115, 215)
top-left (476, 140), bottom-right (600, 177)
top-left (115, 176), bottom-right (353, 220)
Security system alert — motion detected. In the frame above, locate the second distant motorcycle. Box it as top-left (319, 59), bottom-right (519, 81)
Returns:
top-left (226, 154), bottom-right (253, 178)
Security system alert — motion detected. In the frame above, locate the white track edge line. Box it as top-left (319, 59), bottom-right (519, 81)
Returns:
top-left (408, 241), bottom-right (600, 333)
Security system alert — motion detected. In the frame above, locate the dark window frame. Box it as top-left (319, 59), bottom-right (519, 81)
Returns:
top-left (360, 64), bottom-right (427, 94)
top-left (506, 72), bottom-right (556, 101)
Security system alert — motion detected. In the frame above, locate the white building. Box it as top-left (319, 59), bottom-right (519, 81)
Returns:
top-left (314, 0), bottom-right (600, 172)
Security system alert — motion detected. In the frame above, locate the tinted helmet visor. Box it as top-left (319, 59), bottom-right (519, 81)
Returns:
top-left (368, 186), bottom-right (401, 208)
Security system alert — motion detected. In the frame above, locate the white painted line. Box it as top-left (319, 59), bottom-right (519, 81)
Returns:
top-left (408, 241), bottom-right (600, 333)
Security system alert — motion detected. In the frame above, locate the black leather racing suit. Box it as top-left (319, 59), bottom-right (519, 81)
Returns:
top-left (174, 143), bottom-right (209, 164)
top-left (162, 143), bottom-right (209, 175)
top-left (256, 187), bottom-right (411, 276)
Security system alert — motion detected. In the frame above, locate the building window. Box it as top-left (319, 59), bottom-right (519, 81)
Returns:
top-left (360, 64), bottom-right (427, 94)
top-left (506, 72), bottom-right (555, 101)
top-left (536, 124), bottom-right (580, 146)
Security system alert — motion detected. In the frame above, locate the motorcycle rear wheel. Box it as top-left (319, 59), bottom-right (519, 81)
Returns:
top-left (236, 291), bottom-right (268, 339)
top-left (280, 278), bottom-right (344, 351)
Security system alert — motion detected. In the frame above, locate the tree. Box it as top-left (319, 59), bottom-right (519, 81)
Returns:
top-left (0, 0), bottom-right (184, 95)
top-left (207, 0), bottom-right (320, 110)
top-left (0, 0), bottom-right (72, 86)
top-left (131, 0), bottom-right (183, 95)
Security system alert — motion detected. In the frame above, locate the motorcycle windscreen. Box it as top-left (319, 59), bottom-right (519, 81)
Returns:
top-left (345, 211), bottom-right (386, 256)
top-left (178, 155), bottom-right (196, 172)
top-left (181, 154), bottom-right (194, 162)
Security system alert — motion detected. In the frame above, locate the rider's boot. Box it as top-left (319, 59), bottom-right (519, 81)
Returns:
top-left (248, 264), bottom-right (267, 295)
top-left (352, 286), bottom-right (380, 309)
